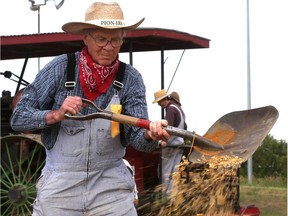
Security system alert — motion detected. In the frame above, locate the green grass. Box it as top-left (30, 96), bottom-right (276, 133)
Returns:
top-left (240, 176), bottom-right (287, 216)
top-left (240, 176), bottom-right (287, 188)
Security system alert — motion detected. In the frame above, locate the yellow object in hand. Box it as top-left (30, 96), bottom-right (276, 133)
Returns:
top-left (111, 104), bottom-right (122, 138)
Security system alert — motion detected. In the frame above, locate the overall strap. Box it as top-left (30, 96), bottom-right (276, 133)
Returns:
top-left (113, 61), bottom-right (126, 91)
top-left (65, 53), bottom-right (76, 91)
top-left (113, 61), bottom-right (127, 146)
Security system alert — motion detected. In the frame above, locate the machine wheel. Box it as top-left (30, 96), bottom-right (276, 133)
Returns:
top-left (1, 134), bottom-right (46, 215)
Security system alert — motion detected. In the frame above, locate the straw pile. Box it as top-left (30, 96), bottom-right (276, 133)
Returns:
top-left (146, 155), bottom-right (244, 216)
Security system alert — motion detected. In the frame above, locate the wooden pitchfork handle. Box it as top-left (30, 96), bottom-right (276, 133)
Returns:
top-left (64, 98), bottom-right (224, 151)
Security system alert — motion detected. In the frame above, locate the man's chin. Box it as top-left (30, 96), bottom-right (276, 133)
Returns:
top-left (97, 59), bottom-right (113, 66)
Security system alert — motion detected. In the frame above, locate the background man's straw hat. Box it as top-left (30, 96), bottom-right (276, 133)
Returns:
top-left (169, 91), bottom-right (181, 106)
top-left (152, 89), bottom-right (169, 104)
top-left (62, 2), bottom-right (145, 34)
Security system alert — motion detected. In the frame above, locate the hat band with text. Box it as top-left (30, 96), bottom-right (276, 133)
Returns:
top-left (87, 19), bottom-right (125, 27)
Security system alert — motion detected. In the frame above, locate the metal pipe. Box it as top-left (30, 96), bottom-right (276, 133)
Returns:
top-left (246, 0), bottom-right (253, 184)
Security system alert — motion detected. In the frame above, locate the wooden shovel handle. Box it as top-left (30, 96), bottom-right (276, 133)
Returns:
top-left (111, 113), bottom-right (151, 130)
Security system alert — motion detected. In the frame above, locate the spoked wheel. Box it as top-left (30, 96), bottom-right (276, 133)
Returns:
top-left (0, 134), bottom-right (46, 216)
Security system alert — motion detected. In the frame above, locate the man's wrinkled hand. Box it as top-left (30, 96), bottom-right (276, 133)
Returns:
top-left (145, 120), bottom-right (170, 143)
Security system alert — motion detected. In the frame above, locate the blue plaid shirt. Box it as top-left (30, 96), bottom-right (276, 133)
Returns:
top-left (10, 52), bottom-right (158, 151)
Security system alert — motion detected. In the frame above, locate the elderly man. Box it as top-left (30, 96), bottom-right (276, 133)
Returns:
top-left (11, 2), bottom-right (169, 215)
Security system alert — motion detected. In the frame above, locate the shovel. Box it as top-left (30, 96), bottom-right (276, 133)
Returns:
top-left (65, 99), bottom-right (279, 161)
top-left (188, 105), bottom-right (279, 163)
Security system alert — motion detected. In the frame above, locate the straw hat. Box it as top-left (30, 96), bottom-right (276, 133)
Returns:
top-left (169, 91), bottom-right (181, 106)
top-left (62, 2), bottom-right (145, 34)
top-left (152, 89), bottom-right (169, 104)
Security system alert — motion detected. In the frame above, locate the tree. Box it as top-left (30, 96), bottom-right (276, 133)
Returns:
top-left (240, 134), bottom-right (287, 178)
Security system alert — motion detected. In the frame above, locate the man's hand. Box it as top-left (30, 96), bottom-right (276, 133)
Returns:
top-left (46, 96), bottom-right (83, 125)
top-left (144, 120), bottom-right (170, 144)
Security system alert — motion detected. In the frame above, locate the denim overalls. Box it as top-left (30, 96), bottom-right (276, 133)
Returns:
top-left (32, 94), bottom-right (137, 216)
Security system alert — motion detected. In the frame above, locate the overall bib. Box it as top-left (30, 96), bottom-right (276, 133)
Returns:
top-left (32, 94), bottom-right (137, 216)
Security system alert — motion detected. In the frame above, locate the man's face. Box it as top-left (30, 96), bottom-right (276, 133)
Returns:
top-left (83, 28), bottom-right (124, 66)
top-left (157, 98), bottom-right (168, 108)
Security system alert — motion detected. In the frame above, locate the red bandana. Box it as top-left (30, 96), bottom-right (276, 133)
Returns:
top-left (79, 47), bottom-right (120, 100)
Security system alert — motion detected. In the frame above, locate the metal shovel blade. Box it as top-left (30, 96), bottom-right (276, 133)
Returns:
top-left (188, 105), bottom-right (279, 163)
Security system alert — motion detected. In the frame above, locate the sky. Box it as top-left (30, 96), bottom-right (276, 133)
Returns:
top-left (0, 0), bottom-right (287, 142)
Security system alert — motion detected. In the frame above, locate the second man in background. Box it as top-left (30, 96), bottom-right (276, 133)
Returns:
top-left (152, 89), bottom-right (187, 198)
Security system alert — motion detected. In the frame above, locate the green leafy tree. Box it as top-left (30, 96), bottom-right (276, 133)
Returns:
top-left (240, 134), bottom-right (287, 178)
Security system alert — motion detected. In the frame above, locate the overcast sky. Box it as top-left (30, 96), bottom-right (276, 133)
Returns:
top-left (1, 0), bottom-right (287, 141)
